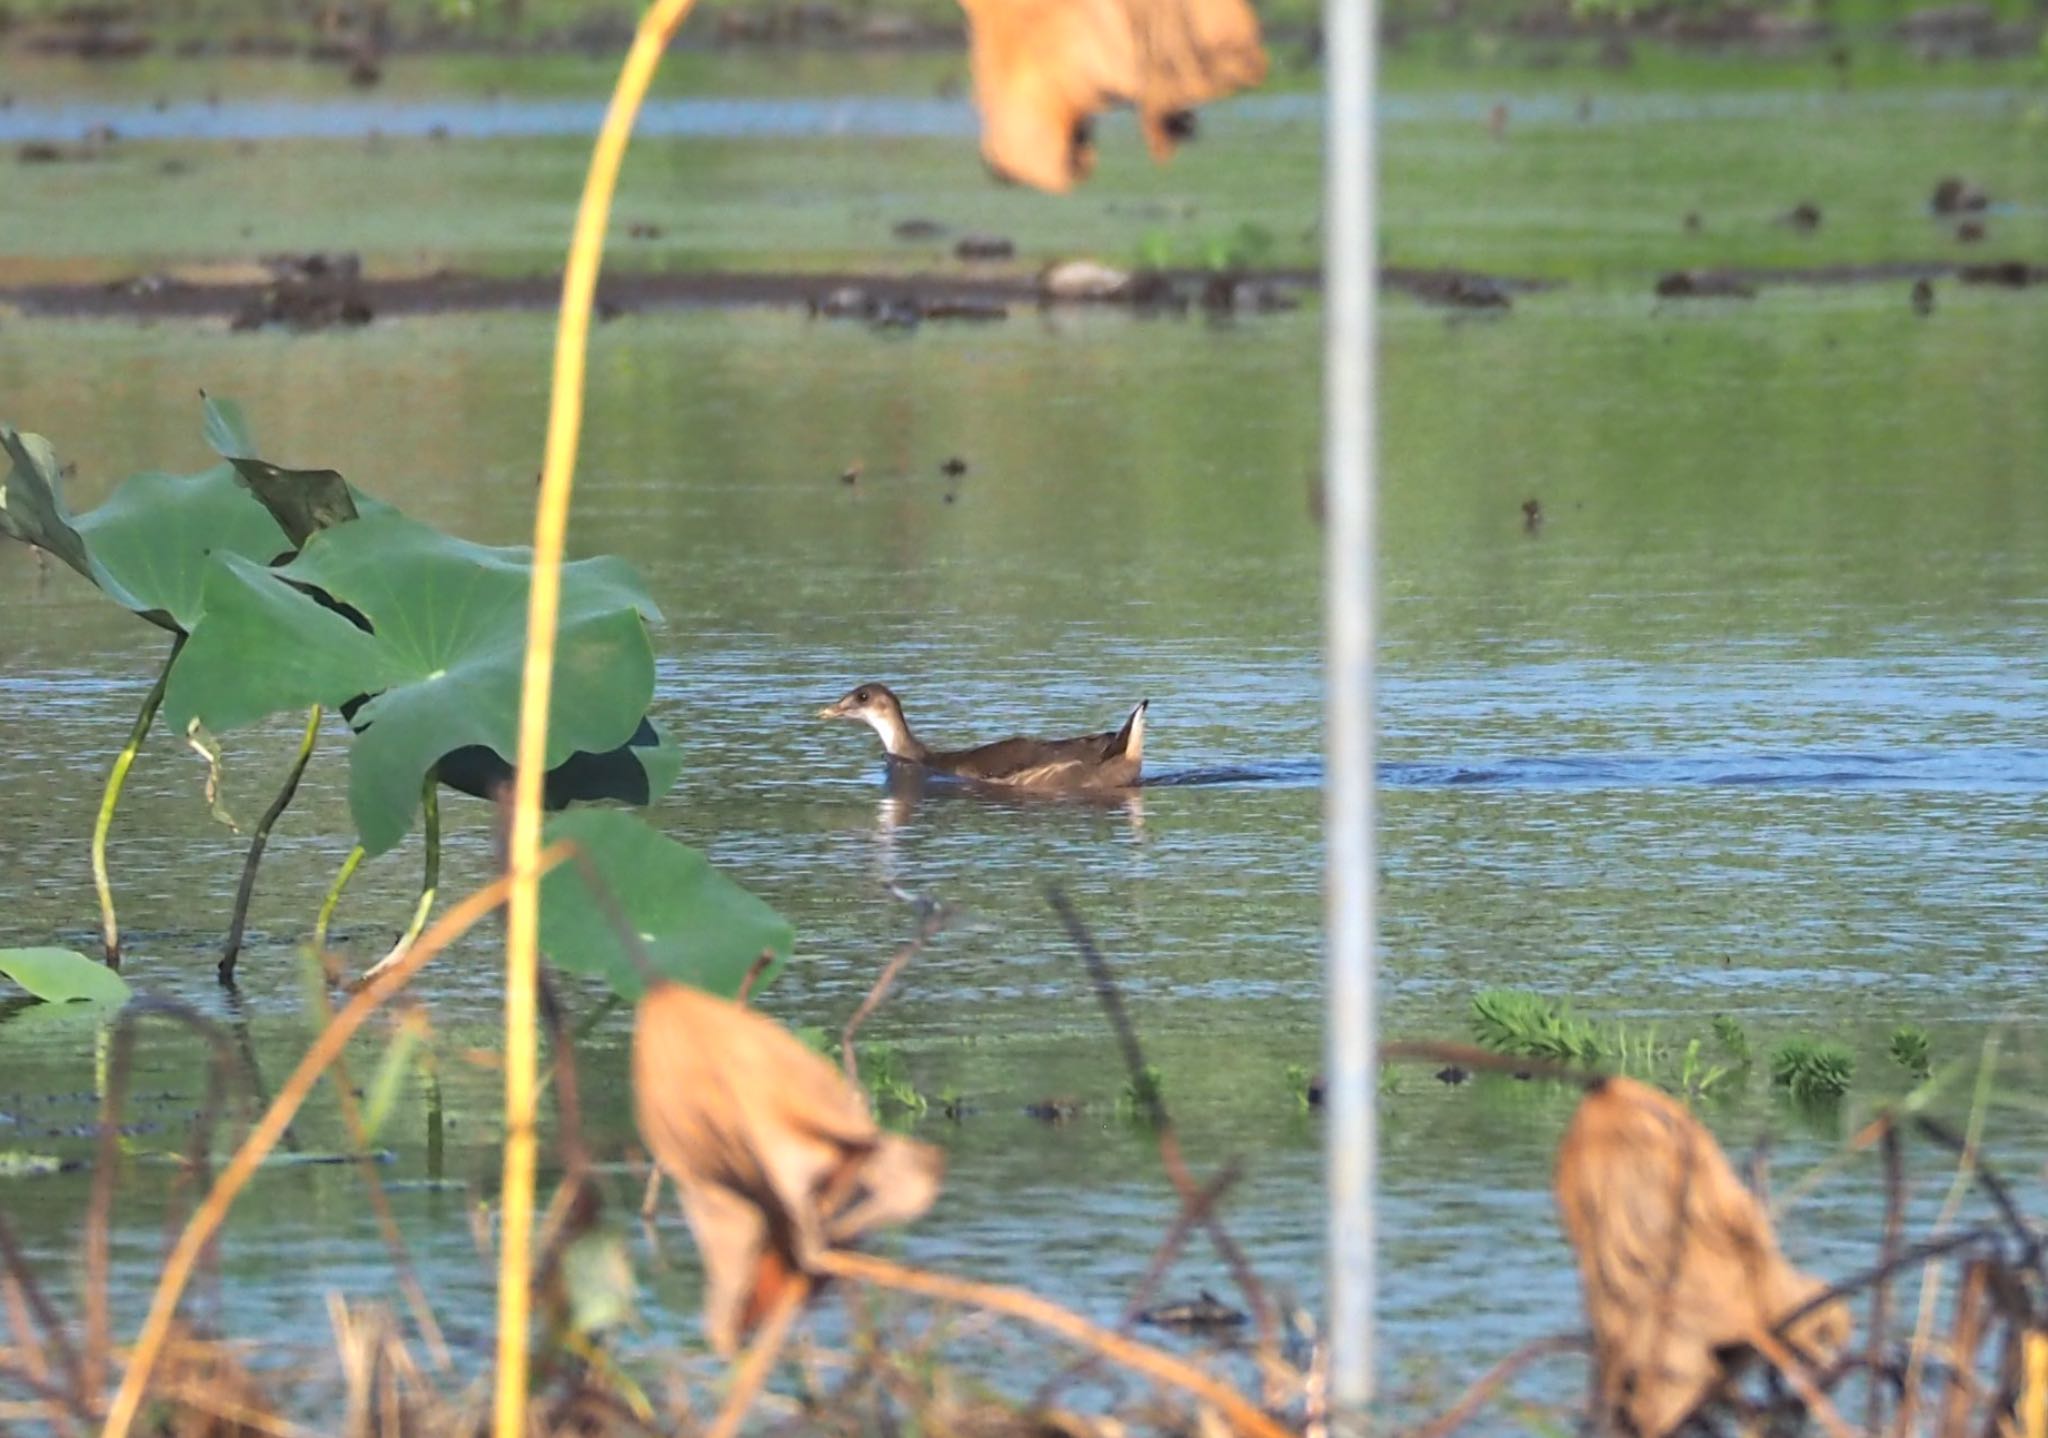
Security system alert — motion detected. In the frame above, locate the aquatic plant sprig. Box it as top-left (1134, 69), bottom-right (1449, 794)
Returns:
top-left (1770, 1038), bottom-right (1855, 1104)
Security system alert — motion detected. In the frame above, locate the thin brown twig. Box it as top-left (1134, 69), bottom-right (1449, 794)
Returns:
top-left (707, 1276), bottom-right (810, 1438)
top-left (1032, 1160), bottom-right (1244, 1411)
top-left (0, 1208), bottom-right (84, 1416)
top-left (149, 1381), bottom-right (323, 1438)
top-left (817, 1248), bottom-right (1292, 1438)
top-left (0, 1352), bottom-right (93, 1426)
top-left (1046, 885), bottom-right (1281, 1360)
top-left (736, 950), bottom-right (774, 1006)
top-left (1865, 1117), bottom-right (1904, 1434)
top-left (1119, 1161), bottom-right (1244, 1330)
top-left (1937, 1260), bottom-right (1990, 1437)
top-left (1398, 1333), bottom-right (1589, 1438)
top-left (1750, 1328), bottom-right (1860, 1438)
top-left (842, 896), bottom-right (952, 1084)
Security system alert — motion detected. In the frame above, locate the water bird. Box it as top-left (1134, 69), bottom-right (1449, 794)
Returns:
top-left (818, 683), bottom-right (1146, 790)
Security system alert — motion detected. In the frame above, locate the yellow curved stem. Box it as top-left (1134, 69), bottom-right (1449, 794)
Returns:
top-left (495, 0), bottom-right (698, 1431)
top-left (92, 634), bottom-right (184, 966)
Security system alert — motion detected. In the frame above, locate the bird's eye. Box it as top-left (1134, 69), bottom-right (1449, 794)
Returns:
top-left (856, 689), bottom-right (870, 703)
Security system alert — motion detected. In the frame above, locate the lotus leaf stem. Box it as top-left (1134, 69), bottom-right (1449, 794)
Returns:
top-left (363, 778), bottom-right (440, 983)
top-left (218, 706), bottom-right (323, 986)
top-left (497, 0), bottom-right (698, 1429)
top-left (92, 634), bottom-right (184, 968)
top-left (311, 845), bottom-right (366, 957)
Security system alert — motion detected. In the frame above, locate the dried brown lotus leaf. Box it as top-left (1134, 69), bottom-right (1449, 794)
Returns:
top-left (1554, 1076), bottom-right (1851, 1437)
top-left (632, 982), bottom-right (943, 1354)
top-left (958, 0), bottom-right (1266, 192)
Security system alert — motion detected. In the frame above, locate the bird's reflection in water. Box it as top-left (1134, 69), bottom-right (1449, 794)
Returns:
top-left (868, 767), bottom-right (1145, 881)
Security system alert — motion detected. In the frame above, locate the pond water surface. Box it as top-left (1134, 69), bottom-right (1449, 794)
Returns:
top-left (3, 58), bottom-right (2048, 1424)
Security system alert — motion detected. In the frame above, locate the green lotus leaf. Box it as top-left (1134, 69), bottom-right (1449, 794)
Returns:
top-left (0, 428), bottom-right (93, 582)
top-left (200, 392), bottom-right (255, 458)
top-left (1, 420), bottom-right (291, 631)
top-left (165, 511), bottom-right (667, 856)
top-left (201, 393), bottom-right (373, 545)
top-left (0, 947), bottom-right (132, 1004)
top-left (539, 809), bottom-right (792, 1001)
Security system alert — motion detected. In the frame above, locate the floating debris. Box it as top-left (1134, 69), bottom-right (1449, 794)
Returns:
top-left (955, 233), bottom-right (1016, 261)
top-left (1138, 1290), bottom-right (1248, 1333)
top-left (1655, 270), bottom-right (1757, 299)
top-left (1024, 1098), bottom-right (1081, 1123)
top-left (1040, 258), bottom-right (1132, 301)
top-left (1931, 175), bottom-right (1991, 213)
top-left (1778, 201), bottom-right (1823, 232)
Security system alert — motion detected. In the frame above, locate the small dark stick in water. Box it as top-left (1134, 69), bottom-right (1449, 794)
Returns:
top-left (1911, 279), bottom-right (1935, 316)
top-left (1523, 497), bottom-right (1544, 535)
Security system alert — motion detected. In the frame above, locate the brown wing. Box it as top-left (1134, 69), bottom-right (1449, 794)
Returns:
top-left (930, 728), bottom-right (1123, 782)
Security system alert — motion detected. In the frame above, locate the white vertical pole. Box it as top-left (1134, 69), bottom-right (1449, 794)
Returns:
top-left (1322, 0), bottom-right (1379, 1423)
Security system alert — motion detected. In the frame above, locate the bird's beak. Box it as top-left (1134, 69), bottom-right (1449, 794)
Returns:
top-left (817, 699), bottom-right (851, 720)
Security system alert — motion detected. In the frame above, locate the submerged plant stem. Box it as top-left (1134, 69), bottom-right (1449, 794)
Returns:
top-left (497, 0), bottom-right (699, 1430)
top-left (311, 845), bottom-right (366, 957)
top-left (219, 706), bottom-right (322, 986)
top-left (92, 634), bottom-right (184, 968)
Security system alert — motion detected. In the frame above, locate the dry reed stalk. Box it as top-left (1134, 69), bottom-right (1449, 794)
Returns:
top-left (1895, 1037), bottom-right (2000, 1438)
top-left (1047, 887), bottom-right (1282, 1364)
top-left (1865, 1119), bottom-right (1904, 1435)
top-left (99, 847), bottom-right (572, 1438)
top-left (704, 1277), bottom-right (811, 1438)
top-left (496, 0), bottom-right (702, 1429)
top-left (841, 899), bottom-right (951, 1084)
top-left (1937, 1260), bottom-right (1991, 1437)
top-left (0, 1208), bottom-right (83, 1428)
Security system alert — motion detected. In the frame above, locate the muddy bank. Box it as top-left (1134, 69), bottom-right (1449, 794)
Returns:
top-left (7, 256), bottom-right (2035, 326)
top-left (1651, 257), bottom-right (2048, 297)
top-left (0, 263), bottom-right (1565, 325)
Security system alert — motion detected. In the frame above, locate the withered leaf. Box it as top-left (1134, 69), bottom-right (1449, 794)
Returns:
top-left (632, 982), bottom-right (943, 1354)
top-left (1554, 1076), bottom-right (1850, 1437)
top-left (958, 0), bottom-right (1267, 192)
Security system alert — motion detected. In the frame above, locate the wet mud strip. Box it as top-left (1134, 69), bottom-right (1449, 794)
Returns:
top-left (0, 263), bottom-right (1565, 326)
top-left (1651, 257), bottom-right (2048, 298)
top-left (6, 256), bottom-right (2038, 326)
